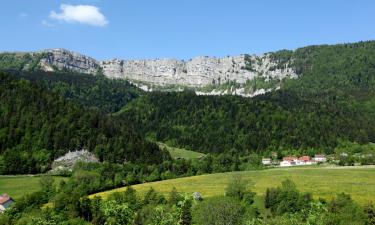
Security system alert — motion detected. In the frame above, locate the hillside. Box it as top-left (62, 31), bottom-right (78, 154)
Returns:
top-left (91, 166), bottom-right (375, 204)
top-left (0, 73), bottom-right (169, 174)
top-left (117, 41), bottom-right (375, 154)
top-left (2, 41), bottom-right (375, 156)
top-left (11, 70), bottom-right (143, 113)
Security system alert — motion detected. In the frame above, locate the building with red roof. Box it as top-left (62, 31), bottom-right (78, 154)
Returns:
top-left (0, 194), bottom-right (14, 213)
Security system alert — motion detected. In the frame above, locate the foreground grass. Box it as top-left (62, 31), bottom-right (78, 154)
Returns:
top-left (91, 166), bottom-right (375, 204)
top-left (0, 175), bottom-right (67, 200)
top-left (157, 142), bottom-right (206, 159)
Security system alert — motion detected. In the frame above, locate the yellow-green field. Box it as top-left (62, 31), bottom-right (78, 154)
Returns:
top-left (0, 175), bottom-right (67, 200)
top-left (91, 166), bottom-right (375, 204)
top-left (158, 142), bottom-right (206, 159)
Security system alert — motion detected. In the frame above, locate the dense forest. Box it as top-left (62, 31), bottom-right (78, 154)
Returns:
top-left (0, 73), bottom-right (168, 174)
top-left (7, 70), bottom-right (143, 113)
top-left (118, 41), bottom-right (375, 154)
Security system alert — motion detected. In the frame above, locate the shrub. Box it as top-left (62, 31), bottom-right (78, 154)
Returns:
top-left (192, 197), bottom-right (244, 225)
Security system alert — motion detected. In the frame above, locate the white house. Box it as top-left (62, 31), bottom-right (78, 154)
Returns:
top-left (313, 154), bottom-right (326, 162)
top-left (280, 156), bottom-right (317, 167)
top-left (280, 160), bottom-right (295, 167)
top-left (262, 158), bottom-right (272, 165)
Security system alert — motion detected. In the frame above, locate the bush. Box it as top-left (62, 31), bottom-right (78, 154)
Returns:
top-left (192, 197), bottom-right (244, 225)
top-left (264, 179), bottom-right (312, 215)
top-left (225, 175), bottom-right (247, 200)
top-left (101, 200), bottom-right (135, 225)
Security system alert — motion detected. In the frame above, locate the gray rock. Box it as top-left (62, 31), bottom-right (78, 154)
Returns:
top-left (3, 49), bottom-right (297, 97)
top-left (39, 49), bottom-right (99, 74)
top-left (100, 54), bottom-right (297, 88)
top-left (193, 192), bottom-right (203, 201)
top-left (51, 149), bottom-right (99, 172)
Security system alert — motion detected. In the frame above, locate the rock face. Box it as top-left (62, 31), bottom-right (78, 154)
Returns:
top-left (2, 48), bottom-right (298, 96)
top-left (39, 49), bottom-right (99, 74)
top-left (100, 54), bottom-right (297, 87)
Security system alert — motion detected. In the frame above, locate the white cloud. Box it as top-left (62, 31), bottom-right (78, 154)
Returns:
top-left (50, 4), bottom-right (108, 27)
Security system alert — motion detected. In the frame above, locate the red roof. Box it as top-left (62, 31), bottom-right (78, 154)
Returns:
top-left (0, 194), bottom-right (11, 205)
top-left (283, 156), bottom-right (298, 162)
top-left (299, 156), bottom-right (310, 161)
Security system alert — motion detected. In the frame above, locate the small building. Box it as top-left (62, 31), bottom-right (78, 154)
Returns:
top-left (0, 194), bottom-right (14, 213)
top-left (296, 156), bottom-right (315, 165)
top-left (283, 156), bottom-right (298, 162)
top-left (280, 160), bottom-right (296, 167)
top-left (299, 156), bottom-right (310, 162)
top-left (314, 154), bottom-right (327, 162)
top-left (280, 155), bottom-right (318, 167)
top-left (262, 158), bottom-right (272, 165)
top-left (280, 160), bottom-right (291, 167)
top-left (280, 156), bottom-right (298, 167)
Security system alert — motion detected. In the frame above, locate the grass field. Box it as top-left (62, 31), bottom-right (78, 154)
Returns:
top-left (91, 166), bottom-right (375, 204)
top-left (157, 142), bottom-right (206, 159)
top-left (0, 175), bottom-right (67, 200)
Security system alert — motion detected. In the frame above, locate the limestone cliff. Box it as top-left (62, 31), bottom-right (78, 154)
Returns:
top-left (39, 49), bottom-right (99, 74)
top-left (100, 54), bottom-right (297, 88)
top-left (0, 48), bottom-right (298, 96)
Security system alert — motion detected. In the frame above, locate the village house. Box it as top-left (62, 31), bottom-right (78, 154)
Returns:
top-left (280, 156), bottom-right (317, 167)
top-left (280, 156), bottom-right (298, 167)
top-left (280, 160), bottom-right (295, 167)
top-left (0, 194), bottom-right (14, 213)
top-left (262, 158), bottom-right (272, 165)
top-left (313, 154), bottom-right (327, 162)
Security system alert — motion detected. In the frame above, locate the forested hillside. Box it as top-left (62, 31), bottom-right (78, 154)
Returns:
top-left (2, 41), bottom-right (375, 162)
top-left (9, 70), bottom-right (143, 113)
top-left (118, 41), bottom-right (375, 154)
top-left (0, 73), bottom-right (168, 174)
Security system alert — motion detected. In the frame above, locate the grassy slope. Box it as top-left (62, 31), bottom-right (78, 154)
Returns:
top-left (91, 166), bottom-right (375, 204)
top-left (0, 175), bottom-right (67, 200)
top-left (157, 142), bottom-right (206, 159)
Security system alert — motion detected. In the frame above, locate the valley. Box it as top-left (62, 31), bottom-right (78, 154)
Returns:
top-left (2, 1), bottom-right (375, 223)
top-left (1, 40), bottom-right (375, 224)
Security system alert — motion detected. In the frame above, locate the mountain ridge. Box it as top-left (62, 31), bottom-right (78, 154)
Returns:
top-left (0, 48), bottom-right (297, 96)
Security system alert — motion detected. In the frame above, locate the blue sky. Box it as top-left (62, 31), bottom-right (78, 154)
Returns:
top-left (0, 0), bottom-right (375, 60)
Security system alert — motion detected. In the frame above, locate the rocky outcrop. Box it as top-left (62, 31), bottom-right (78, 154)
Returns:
top-left (39, 49), bottom-right (99, 74)
top-left (100, 54), bottom-right (297, 87)
top-left (50, 149), bottom-right (99, 174)
top-left (1, 48), bottom-right (297, 96)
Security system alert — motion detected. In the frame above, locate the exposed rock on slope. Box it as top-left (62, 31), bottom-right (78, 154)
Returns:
top-left (100, 54), bottom-right (297, 88)
top-left (40, 49), bottom-right (99, 74)
top-left (0, 48), bottom-right (298, 96)
top-left (50, 149), bottom-right (99, 173)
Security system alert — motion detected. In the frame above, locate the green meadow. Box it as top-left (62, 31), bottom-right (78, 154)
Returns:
top-left (91, 166), bottom-right (375, 205)
top-left (157, 142), bottom-right (206, 160)
top-left (0, 175), bottom-right (67, 200)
